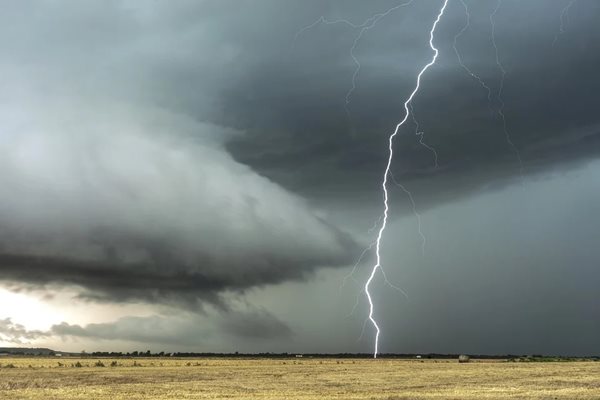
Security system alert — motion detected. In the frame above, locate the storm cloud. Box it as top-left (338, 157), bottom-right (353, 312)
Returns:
top-left (0, 1), bottom-right (599, 353)
top-left (2, 309), bottom-right (291, 346)
top-left (0, 99), bottom-right (358, 306)
top-left (223, 0), bottom-right (600, 206)
top-left (0, 318), bottom-right (48, 344)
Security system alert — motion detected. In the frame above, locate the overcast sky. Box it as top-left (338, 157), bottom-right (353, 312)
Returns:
top-left (0, 0), bottom-right (599, 356)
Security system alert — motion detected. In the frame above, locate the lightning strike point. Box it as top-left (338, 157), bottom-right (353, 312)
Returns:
top-left (366, 0), bottom-right (449, 358)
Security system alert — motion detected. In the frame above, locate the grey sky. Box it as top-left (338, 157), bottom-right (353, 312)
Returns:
top-left (0, 0), bottom-right (598, 356)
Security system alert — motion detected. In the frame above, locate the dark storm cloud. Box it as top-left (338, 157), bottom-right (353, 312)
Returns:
top-left (0, 230), bottom-right (354, 307)
top-left (0, 104), bottom-right (358, 306)
top-left (0, 0), bottom-right (598, 323)
top-left (220, 0), bottom-right (600, 206)
top-left (218, 309), bottom-right (292, 339)
top-left (49, 317), bottom-right (214, 346)
top-left (2, 0), bottom-right (596, 207)
top-left (0, 1), bottom-right (362, 306)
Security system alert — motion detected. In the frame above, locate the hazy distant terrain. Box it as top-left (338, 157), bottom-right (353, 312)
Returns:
top-left (1, 357), bottom-right (599, 399)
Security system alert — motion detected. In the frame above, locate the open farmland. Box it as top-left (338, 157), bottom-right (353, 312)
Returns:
top-left (0, 357), bottom-right (599, 399)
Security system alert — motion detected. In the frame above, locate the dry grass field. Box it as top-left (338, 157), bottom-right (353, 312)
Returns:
top-left (1, 357), bottom-right (599, 399)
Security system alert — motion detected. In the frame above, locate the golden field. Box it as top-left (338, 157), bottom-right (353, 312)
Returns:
top-left (1, 357), bottom-right (599, 399)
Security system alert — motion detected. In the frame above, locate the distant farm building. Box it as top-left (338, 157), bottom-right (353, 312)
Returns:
top-left (458, 355), bottom-right (470, 363)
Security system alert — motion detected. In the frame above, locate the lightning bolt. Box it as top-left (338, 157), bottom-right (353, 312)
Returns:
top-left (296, 0), bottom-right (585, 360)
top-left (490, 0), bottom-right (525, 179)
top-left (454, 0), bottom-right (524, 179)
top-left (344, 0), bottom-right (415, 109)
top-left (453, 0), bottom-right (493, 105)
top-left (366, 0), bottom-right (449, 358)
top-left (553, 0), bottom-right (578, 46)
top-left (300, 1), bottom-right (439, 164)
top-left (340, 241), bottom-right (376, 291)
top-left (294, 16), bottom-right (365, 40)
top-left (341, 215), bottom-right (408, 316)
top-left (409, 102), bottom-right (439, 168)
top-left (295, 1), bottom-right (415, 116)
top-left (389, 170), bottom-right (426, 257)
top-left (297, 3), bottom-right (425, 335)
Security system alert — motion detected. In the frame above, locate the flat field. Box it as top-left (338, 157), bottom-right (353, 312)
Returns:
top-left (1, 357), bottom-right (599, 399)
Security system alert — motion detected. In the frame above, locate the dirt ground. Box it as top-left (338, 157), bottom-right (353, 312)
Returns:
top-left (1, 357), bottom-right (599, 399)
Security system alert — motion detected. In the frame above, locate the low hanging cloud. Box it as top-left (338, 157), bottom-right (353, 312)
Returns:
top-left (0, 97), bottom-right (358, 306)
top-left (53, 310), bottom-right (292, 344)
top-left (0, 318), bottom-right (48, 344)
top-left (1, 308), bottom-right (291, 346)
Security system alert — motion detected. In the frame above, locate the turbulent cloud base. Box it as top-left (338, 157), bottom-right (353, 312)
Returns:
top-left (0, 99), bottom-right (357, 305)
